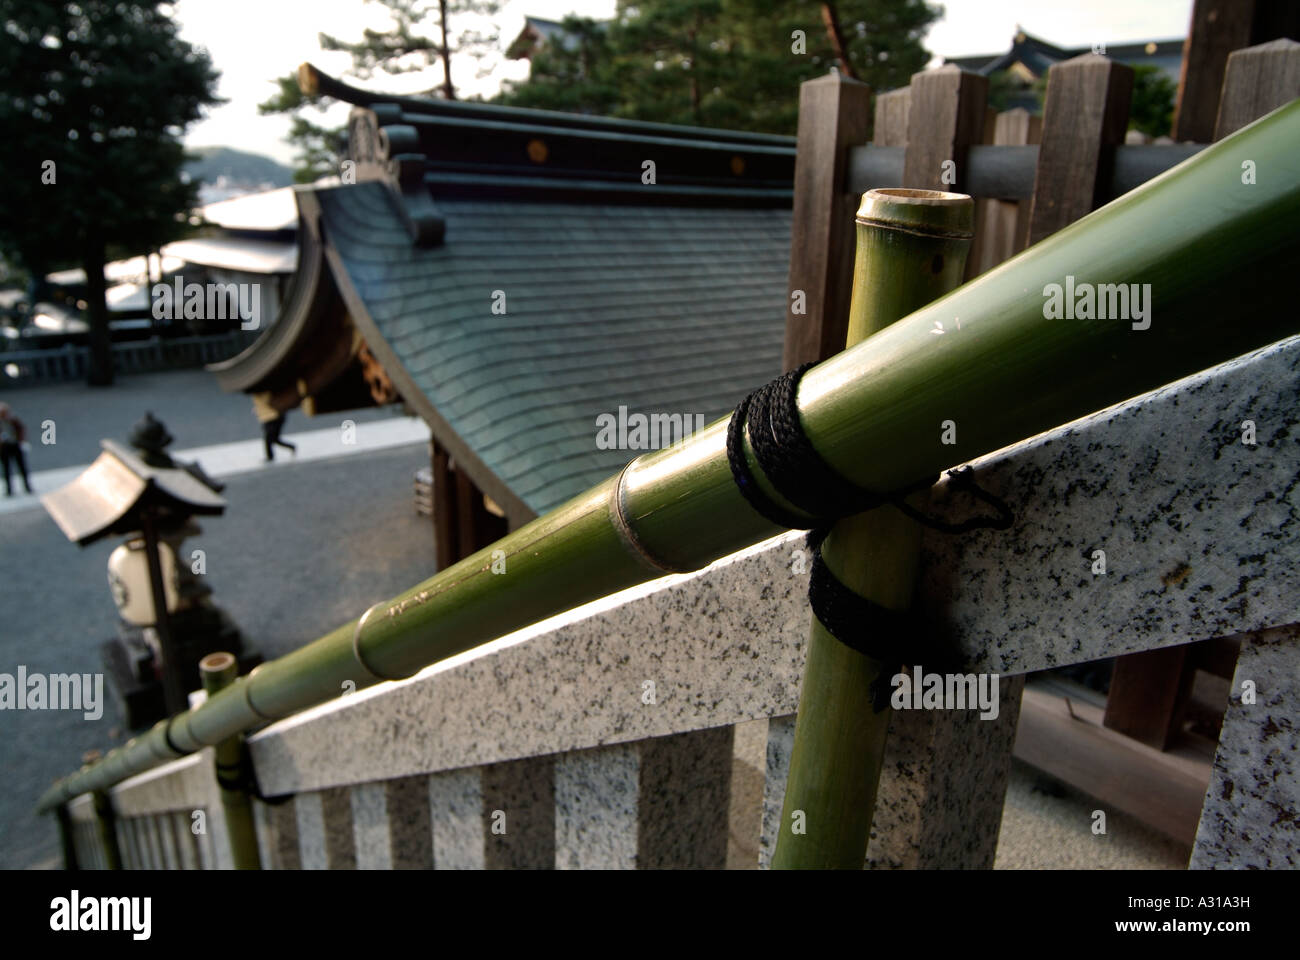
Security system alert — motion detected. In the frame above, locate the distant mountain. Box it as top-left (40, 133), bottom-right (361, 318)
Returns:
top-left (184, 147), bottom-right (294, 202)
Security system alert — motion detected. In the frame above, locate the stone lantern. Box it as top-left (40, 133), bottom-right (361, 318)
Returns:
top-left (41, 413), bottom-right (257, 726)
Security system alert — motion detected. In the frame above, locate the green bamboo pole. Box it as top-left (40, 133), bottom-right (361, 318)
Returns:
top-left (35, 98), bottom-right (1300, 813)
top-left (55, 804), bottom-right (80, 870)
top-left (91, 790), bottom-right (122, 870)
top-left (200, 652), bottom-right (262, 870)
top-left (772, 189), bottom-right (974, 869)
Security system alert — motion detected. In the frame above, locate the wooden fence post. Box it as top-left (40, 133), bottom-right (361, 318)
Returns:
top-left (782, 72), bottom-right (872, 369)
top-left (1028, 54), bottom-right (1133, 245)
top-left (1214, 37), bottom-right (1300, 138)
top-left (872, 87), bottom-right (910, 147)
top-left (1104, 37), bottom-right (1300, 749)
top-left (975, 108), bottom-right (1041, 273)
top-left (963, 105), bottom-right (999, 280)
top-left (1173, 0), bottom-right (1300, 142)
top-left (901, 64), bottom-right (988, 192)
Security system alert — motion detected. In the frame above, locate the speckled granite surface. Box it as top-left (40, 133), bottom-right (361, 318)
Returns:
top-left (385, 775), bottom-right (433, 869)
top-left (482, 756), bottom-right (554, 869)
top-left (351, 782), bottom-right (390, 869)
top-left (1191, 624), bottom-right (1300, 869)
top-left (294, 792), bottom-right (327, 869)
top-left (555, 744), bottom-right (639, 869)
top-left (638, 727), bottom-right (733, 869)
top-left (759, 715), bottom-right (796, 868)
top-left (320, 786), bottom-right (356, 869)
top-left (867, 676), bottom-right (1025, 869)
top-left (428, 768), bottom-right (483, 869)
top-left (253, 798), bottom-right (300, 870)
top-left (916, 334), bottom-right (1300, 675)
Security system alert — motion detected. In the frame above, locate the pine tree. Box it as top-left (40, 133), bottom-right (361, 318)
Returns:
top-left (0, 0), bottom-right (221, 386)
top-left (258, 74), bottom-right (349, 184)
top-left (497, 0), bottom-right (941, 135)
top-left (267, 0), bottom-right (501, 182)
top-left (318, 0), bottom-right (502, 101)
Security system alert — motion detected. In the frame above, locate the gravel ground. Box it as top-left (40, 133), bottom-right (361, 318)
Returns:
top-left (996, 759), bottom-right (1190, 869)
top-left (0, 441), bottom-right (435, 869)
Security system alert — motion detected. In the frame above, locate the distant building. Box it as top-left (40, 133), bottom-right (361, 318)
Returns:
top-left (212, 63), bottom-right (797, 568)
top-left (944, 28), bottom-right (1184, 112)
top-left (42, 187), bottom-right (305, 335)
top-left (505, 16), bottom-right (585, 61)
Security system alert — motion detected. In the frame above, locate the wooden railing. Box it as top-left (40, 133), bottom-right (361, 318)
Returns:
top-left (0, 331), bottom-right (258, 388)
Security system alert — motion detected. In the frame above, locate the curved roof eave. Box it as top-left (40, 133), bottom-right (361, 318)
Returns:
top-left (207, 198), bottom-right (336, 394)
top-left (297, 187), bottom-right (537, 530)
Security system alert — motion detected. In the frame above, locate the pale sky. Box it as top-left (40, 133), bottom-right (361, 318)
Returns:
top-left (176, 0), bottom-right (1194, 166)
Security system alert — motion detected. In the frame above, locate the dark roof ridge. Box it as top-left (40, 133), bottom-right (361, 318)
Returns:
top-left (297, 62), bottom-right (794, 148)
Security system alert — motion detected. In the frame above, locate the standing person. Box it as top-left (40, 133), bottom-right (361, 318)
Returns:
top-left (0, 402), bottom-right (32, 496)
top-left (252, 392), bottom-right (296, 462)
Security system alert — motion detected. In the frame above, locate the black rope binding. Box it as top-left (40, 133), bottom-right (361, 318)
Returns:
top-left (806, 530), bottom-right (908, 712)
top-left (727, 364), bottom-right (1016, 679)
top-left (726, 363), bottom-right (1015, 535)
top-left (213, 748), bottom-right (293, 805)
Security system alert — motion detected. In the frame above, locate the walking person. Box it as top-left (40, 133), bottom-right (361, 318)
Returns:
top-left (0, 402), bottom-right (33, 496)
top-left (253, 392), bottom-right (296, 462)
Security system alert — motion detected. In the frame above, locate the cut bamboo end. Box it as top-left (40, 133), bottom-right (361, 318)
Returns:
top-left (857, 187), bottom-right (974, 237)
top-left (199, 652), bottom-right (238, 694)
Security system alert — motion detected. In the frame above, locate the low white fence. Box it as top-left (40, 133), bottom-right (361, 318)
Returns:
top-left (0, 331), bottom-right (258, 387)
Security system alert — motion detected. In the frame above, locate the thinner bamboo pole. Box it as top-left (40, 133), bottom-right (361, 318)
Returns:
top-left (199, 652), bottom-right (262, 870)
top-left (91, 790), bottom-right (122, 871)
top-left (37, 98), bottom-right (1300, 814)
top-left (55, 804), bottom-right (79, 870)
top-left (772, 189), bottom-right (974, 869)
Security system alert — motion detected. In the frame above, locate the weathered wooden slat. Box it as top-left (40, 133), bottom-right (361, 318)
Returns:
top-left (872, 86), bottom-right (910, 147)
top-left (901, 65), bottom-right (988, 192)
top-left (1174, 0), bottom-right (1300, 140)
top-left (1104, 644), bottom-right (1195, 750)
top-left (431, 443), bottom-right (456, 571)
top-left (1214, 37), bottom-right (1300, 138)
top-left (781, 72), bottom-right (872, 369)
top-left (988, 109), bottom-right (1042, 265)
top-left (1028, 54), bottom-right (1133, 245)
top-left (964, 106), bottom-right (1000, 280)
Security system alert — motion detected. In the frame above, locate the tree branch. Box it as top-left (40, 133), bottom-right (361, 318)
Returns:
top-left (820, 2), bottom-right (859, 80)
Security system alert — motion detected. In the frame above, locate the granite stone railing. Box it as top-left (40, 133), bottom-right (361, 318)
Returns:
top-left (67, 334), bottom-right (1300, 869)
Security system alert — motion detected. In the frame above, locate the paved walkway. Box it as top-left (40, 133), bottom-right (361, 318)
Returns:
top-left (0, 369), bottom-right (438, 869)
top-left (0, 415), bottom-right (431, 514)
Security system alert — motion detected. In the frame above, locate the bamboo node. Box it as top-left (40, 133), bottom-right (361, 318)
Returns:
top-left (352, 602), bottom-right (418, 682)
top-left (608, 462), bottom-right (695, 575)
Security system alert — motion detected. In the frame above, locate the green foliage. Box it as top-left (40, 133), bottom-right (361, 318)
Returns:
top-left (269, 0), bottom-right (500, 181)
top-left (0, 0), bottom-right (222, 383)
top-left (318, 0), bottom-right (501, 99)
top-left (258, 74), bottom-right (348, 183)
top-left (0, 0), bottom-right (221, 269)
top-left (1128, 64), bottom-right (1176, 138)
top-left (497, 0), bottom-right (942, 135)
